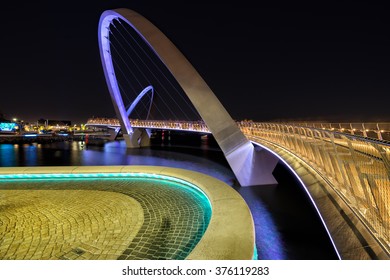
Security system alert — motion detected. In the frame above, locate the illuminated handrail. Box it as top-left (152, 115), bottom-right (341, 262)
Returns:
top-left (241, 121), bottom-right (390, 253)
top-left (86, 118), bottom-right (211, 133)
top-left (282, 122), bottom-right (390, 141)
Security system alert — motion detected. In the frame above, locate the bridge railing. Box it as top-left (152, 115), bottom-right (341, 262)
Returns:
top-left (86, 117), bottom-right (120, 126)
top-left (86, 118), bottom-right (211, 133)
top-left (241, 121), bottom-right (390, 252)
top-left (287, 122), bottom-right (390, 141)
top-left (131, 119), bottom-right (210, 132)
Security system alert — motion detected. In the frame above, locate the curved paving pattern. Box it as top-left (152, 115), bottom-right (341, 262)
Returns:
top-left (0, 190), bottom-right (143, 260)
top-left (112, 179), bottom-right (211, 260)
top-left (0, 177), bottom-right (211, 260)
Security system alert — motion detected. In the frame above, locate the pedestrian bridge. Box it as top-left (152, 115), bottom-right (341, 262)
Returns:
top-left (86, 118), bottom-right (390, 260)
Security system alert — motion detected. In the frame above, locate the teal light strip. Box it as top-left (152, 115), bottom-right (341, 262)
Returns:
top-left (252, 245), bottom-right (258, 260)
top-left (0, 172), bottom-right (211, 209)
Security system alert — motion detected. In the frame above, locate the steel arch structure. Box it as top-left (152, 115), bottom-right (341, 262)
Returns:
top-left (126, 85), bottom-right (154, 119)
top-left (98, 8), bottom-right (277, 186)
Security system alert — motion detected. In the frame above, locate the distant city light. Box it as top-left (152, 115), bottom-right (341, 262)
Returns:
top-left (0, 122), bottom-right (17, 132)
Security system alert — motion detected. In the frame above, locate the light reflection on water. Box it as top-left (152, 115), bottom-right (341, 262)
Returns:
top-left (0, 144), bottom-right (17, 166)
top-left (0, 140), bottom-right (289, 259)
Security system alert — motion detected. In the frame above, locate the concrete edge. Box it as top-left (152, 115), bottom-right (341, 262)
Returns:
top-left (0, 165), bottom-right (255, 260)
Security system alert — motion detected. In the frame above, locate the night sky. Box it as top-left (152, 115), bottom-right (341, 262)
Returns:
top-left (1, 1), bottom-right (389, 124)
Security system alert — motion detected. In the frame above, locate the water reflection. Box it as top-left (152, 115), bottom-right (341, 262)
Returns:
top-left (0, 144), bottom-right (17, 166)
top-left (23, 144), bottom-right (38, 166)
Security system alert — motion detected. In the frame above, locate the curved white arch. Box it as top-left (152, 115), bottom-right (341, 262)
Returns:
top-left (98, 12), bottom-right (133, 135)
top-left (98, 9), bottom-right (277, 186)
top-left (126, 85), bottom-right (154, 119)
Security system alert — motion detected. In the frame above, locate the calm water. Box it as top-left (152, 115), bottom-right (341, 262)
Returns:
top-left (0, 135), bottom-right (338, 259)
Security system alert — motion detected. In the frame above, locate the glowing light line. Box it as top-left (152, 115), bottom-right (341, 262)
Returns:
top-left (250, 140), bottom-right (342, 260)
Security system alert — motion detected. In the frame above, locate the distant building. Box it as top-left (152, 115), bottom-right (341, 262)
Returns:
top-left (0, 122), bottom-right (17, 132)
top-left (37, 119), bottom-right (71, 127)
top-left (0, 116), bottom-right (17, 133)
top-left (37, 118), bottom-right (71, 131)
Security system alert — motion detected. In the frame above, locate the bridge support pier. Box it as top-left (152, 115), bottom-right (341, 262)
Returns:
top-left (226, 142), bottom-right (278, 187)
top-left (123, 128), bottom-right (151, 148)
top-left (108, 127), bottom-right (121, 141)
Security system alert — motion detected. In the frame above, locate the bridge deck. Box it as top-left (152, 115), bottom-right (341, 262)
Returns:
top-left (250, 136), bottom-right (389, 260)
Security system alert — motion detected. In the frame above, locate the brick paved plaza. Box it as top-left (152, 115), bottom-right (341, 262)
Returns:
top-left (0, 166), bottom-right (255, 260)
top-left (0, 190), bottom-right (142, 259)
top-left (0, 178), bottom-right (210, 260)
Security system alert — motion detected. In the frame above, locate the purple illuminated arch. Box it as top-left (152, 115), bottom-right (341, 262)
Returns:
top-left (98, 10), bottom-right (133, 136)
top-left (126, 85), bottom-right (154, 119)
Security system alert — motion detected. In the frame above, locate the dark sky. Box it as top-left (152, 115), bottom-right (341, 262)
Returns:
top-left (1, 1), bottom-right (389, 124)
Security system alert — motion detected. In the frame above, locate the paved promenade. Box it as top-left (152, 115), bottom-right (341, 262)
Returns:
top-left (0, 190), bottom-right (143, 260)
top-left (0, 166), bottom-right (255, 260)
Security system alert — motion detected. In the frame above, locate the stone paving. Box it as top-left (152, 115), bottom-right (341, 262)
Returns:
top-left (0, 177), bottom-right (211, 260)
top-left (0, 190), bottom-right (143, 260)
